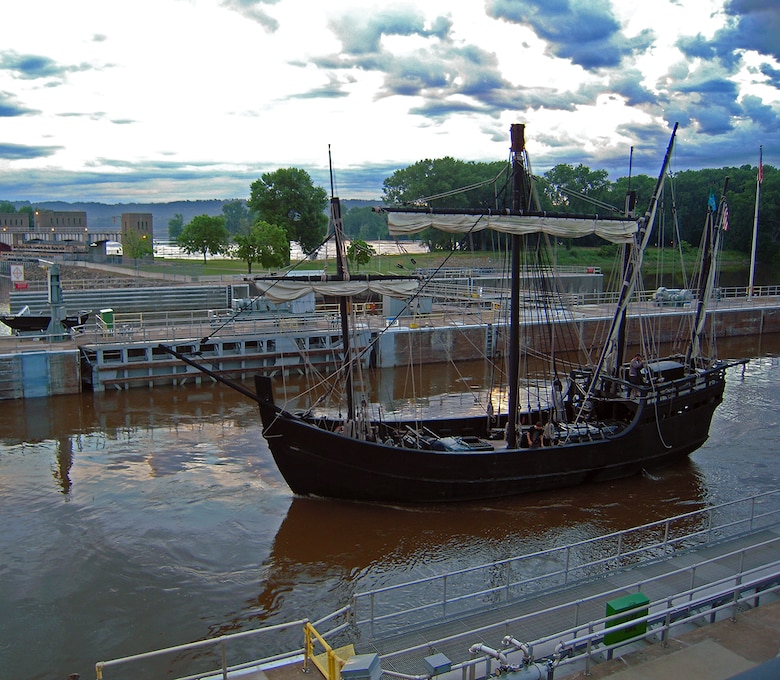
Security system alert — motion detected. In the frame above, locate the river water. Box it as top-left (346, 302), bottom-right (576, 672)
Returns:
top-left (1, 334), bottom-right (779, 679)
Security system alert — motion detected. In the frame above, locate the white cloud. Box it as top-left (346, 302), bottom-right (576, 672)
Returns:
top-left (0, 0), bottom-right (777, 202)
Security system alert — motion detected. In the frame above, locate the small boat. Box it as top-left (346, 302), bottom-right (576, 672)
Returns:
top-left (0, 307), bottom-right (90, 334)
top-left (165, 123), bottom-right (745, 504)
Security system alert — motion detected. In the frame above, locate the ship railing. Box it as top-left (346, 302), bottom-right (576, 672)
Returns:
top-left (376, 550), bottom-right (780, 680)
top-left (350, 490), bottom-right (780, 639)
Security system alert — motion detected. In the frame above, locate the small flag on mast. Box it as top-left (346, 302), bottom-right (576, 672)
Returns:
top-left (722, 203), bottom-right (729, 231)
top-left (758, 146), bottom-right (763, 184)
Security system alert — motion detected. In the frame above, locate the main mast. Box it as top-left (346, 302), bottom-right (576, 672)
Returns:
top-left (506, 124), bottom-right (533, 448)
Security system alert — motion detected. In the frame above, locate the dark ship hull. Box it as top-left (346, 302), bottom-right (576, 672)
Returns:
top-left (254, 364), bottom-right (728, 504)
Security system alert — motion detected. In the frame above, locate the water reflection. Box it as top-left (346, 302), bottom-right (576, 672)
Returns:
top-left (0, 335), bottom-right (778, 680)
top-left (223, 458), bottom-right (708, 634)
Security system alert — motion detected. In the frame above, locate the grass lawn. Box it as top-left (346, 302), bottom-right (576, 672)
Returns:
top-left (136, 246), bottom-right (747, 285)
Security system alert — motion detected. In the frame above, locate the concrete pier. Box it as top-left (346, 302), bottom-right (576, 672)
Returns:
top-left (0, 296), bottom-right (778, 400)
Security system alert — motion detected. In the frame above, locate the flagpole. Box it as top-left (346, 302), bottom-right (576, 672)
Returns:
top-left (748, 146), bottom-right (762, 299)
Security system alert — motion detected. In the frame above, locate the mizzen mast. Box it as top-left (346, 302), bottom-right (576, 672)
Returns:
top-left (329, 146), bottom-right (354, 421)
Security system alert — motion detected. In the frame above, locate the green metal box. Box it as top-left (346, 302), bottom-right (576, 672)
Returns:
top-left (604, 593), bottom-right (649, 646)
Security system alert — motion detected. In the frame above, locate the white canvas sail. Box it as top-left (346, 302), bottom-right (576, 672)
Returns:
top-left (385, 212), bottom-right (638, 244)
top-left (251, 277), bottom-right (419, 303)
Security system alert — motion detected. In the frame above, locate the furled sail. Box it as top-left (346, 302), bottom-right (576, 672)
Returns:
top-left (385, 211), bottom-right (638, 244)
top-left (250, 276), bottom-right (419, 303)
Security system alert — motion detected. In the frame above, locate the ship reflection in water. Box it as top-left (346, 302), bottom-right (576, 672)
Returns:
top-left (0, 336), bottom-right (778, 680)
top-left (241, 464), bottom-right (707, 624)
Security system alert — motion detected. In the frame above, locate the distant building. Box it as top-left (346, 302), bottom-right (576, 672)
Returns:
top-left (0, 209), bottom-right (139, 258)
top-left (0, 213), bottom-right (29, 230)
top-left (0, 213), bottom-right (28, 251)
top-left (0, 209), bottom-right (89, 252)
top-left (121, 212), bottom-right (153, 258)
top-left (34, 210), bottom-right (88, 233)
top-left (32, 209), bottom-right (90, 250)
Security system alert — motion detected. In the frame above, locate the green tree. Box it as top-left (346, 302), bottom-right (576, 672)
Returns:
top-left (0, 201), bottom-right (16, 213)
top-left (346, 239), bottom-right (376, 271)
top-left (343, 206), bottom-right (388, 240)
top-left (122, 230), bottom-right (153, 259)
top-left (233, 221), bottom-right (290, 273)
top-left (540, 163), bottom-right (612, 214)
top-left (248, 168), bottom-right (328, 254)
top-left (168, 213), bottom-right (184, 239)
top-left (382, 157), bottom-right (507, 251)
top-left (177, 214), bottom-right (229, 263)
top-left (222, 200), bottom-right (256, 235)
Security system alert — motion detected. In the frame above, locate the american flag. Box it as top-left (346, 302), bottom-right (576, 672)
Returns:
top-left (758, 146), bottom-right (764, 184)
top-left (722, 203), bottom-right (729, 231)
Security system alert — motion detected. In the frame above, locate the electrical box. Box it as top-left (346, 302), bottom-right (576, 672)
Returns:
top-left (98, 308), bottom-right (114, 330)
top-left (341, 653), bottom-right (381, 680)
top-left (423, 653), bottom-right (452, 676)
top-left (604, 593), bottom-right (649, 646)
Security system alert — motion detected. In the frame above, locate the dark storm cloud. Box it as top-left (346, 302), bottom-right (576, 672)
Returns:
top-left (664, 4), bottom-right (779, 142)
top-left (678, 2), bottom-right (780, 64)
top-left (723, 0), bottom-right (780, 61)
top-left (0, 91), bottom-right (37, 117)
top-left (221, 0), bottom-right (280, 31)
top-left (759, 63), bottom-right (780, 82)
top-left (0, 143), bottom-right (61, 160)
top-left (0, 51), bottom-right (92, 80)
top-left (581, 70), bottom-right (659, 107)
top-left (739, 95), bottom-right (780, 131)
top-left (485, 0), bottom-right (654, 69)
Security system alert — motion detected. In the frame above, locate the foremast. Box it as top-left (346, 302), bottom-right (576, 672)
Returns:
top-left (686, 177), bottom-right (729, 365)
top-left (591, 123), bottom-right (678, 387)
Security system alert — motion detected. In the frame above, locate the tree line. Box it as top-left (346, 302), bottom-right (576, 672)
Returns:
top-left (168, 156), bottom-right (777, 271)
top-left (4, 154), bottom-right (775, 271)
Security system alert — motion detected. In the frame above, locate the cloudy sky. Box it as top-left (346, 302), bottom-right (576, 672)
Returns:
top-left (1, 0), bottom-right (778, 203)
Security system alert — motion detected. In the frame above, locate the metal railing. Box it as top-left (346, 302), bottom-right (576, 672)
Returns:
top-left (351, 490), bottom-right (780, 639)
top-left (377, 552), bottom-right (780, 680)
top-left (92, 491), bottom-right (780, 680)
top-left (95, 618), bottom-right (309, 680)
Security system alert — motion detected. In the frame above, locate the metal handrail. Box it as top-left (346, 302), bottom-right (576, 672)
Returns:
top-left (533, 561), bottom-right (780, 676)
top-left (93, 492), bottom-right (780, 679)
top-left (351, 490), bottom-right (780, 637)
top-left (370, 544), bottom-right (780, 680)
top-left (95, 618), bottom-right (309, 680)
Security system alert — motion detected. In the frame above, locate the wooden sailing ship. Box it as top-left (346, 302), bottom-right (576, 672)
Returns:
top-left (167, 123), bottom-right (744, 503)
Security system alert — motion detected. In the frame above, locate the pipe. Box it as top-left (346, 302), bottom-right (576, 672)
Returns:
top-left (468, 644), bottom-right (508, 665)
top-left (501, 636), bottom-right (531, 663)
